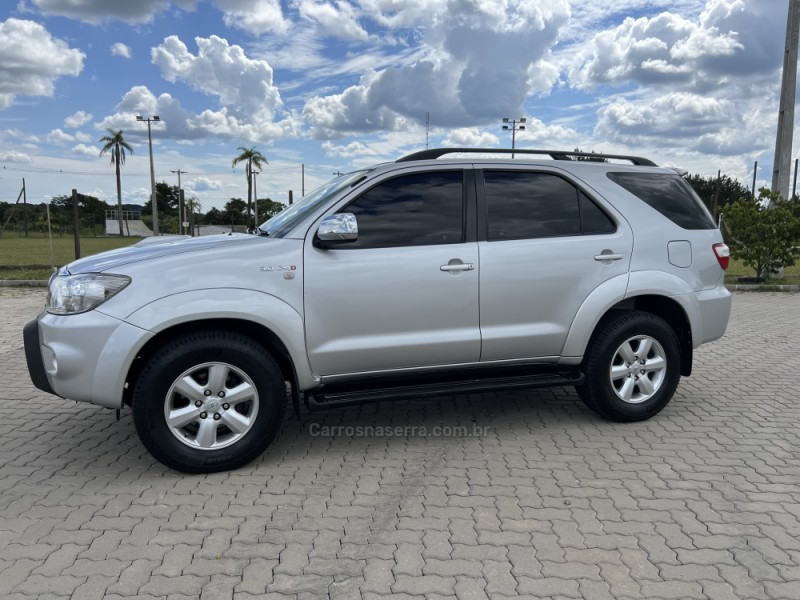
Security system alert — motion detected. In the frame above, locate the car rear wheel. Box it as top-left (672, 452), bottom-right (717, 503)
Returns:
top-left (577, 311), bottom-right (680, 422)
top-left (132, 330), bottom-right (285, 473)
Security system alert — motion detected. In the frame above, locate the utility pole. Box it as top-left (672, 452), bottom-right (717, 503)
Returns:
top-left (137, 115), bottom-right (161, 235)
top-left (501, 117), bottom-right (527, 159)
top-left (425, 112), bottom-right (430, 149)
top-left (252, 170), bottom-right (259, 230)
top-left (171, 169), bottom-right (188, 234)
top-left (22, 177), bottom-right (27, 237)
top-left (752, 161), bottom-right (758, 200)
top-left (72, 189), bottom-right (81, 259)
top-left (772, 0), bottom-right (800, 201)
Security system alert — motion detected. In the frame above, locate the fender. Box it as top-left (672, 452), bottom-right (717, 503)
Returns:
top-left (560, 273), bottom-right (629, 362)
top-left (124, 287), bottom-right (318, 389)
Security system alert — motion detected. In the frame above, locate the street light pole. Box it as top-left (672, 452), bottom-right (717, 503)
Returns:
top-left (137, 115), bottom-right (161, 235)
top-left (171, 169), bottom-right (188, 234)
top-left (501, 117), bottom-right (527, 158)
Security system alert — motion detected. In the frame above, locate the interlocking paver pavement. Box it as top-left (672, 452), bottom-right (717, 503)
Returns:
top-left (1, 288), bottom-right (799, 600)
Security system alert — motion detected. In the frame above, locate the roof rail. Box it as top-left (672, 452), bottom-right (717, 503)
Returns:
top-left (396, 147), bottom-right (657, 167)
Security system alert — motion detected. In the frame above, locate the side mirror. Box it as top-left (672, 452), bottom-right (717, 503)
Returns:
top-left (314, 213), bottom-right (358, 249)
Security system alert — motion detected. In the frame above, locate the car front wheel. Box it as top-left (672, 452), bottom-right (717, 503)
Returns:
top-left (132, 330), bottom-right (285, 473)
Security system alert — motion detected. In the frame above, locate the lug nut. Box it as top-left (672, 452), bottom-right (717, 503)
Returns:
top-left (200, 412), bottom-right (207, 419)
top-left (218, 391), bottom-right (226, 398)
top-left (204, 389), bottom-right (212, 396)
top-left (195, 400), bottom-right (202, 407)
top-left (222, 403), bottom-right (229, 410)
top-left (213, 413), bottom-right (221, 421)
top-left (640, 370), bottom-right (645, 375)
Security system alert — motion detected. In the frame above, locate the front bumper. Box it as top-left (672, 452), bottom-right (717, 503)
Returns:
top-left (23, 310), bottom-right (153, 408)
top-left (23, 319), bottom-right (58, 396)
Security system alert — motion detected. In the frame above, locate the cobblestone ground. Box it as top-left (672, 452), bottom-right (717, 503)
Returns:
top-left (1, 289), bottom-right (799, 600)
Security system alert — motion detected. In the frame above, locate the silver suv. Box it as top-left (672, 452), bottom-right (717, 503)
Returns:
top-left (24, 148), bottom-right (732, 473)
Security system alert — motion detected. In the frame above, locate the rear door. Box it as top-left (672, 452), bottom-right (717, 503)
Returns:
top-left (476, 166), bottom-right (633, 361)
top-left (304, 168), bottom-right (481, 376)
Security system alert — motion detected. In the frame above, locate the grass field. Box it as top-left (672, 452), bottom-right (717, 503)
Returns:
top-left (0, 235), bottom-right (139, 280)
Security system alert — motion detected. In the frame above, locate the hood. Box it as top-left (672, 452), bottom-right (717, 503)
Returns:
top-left (66, 233), bottom-right (261, 274)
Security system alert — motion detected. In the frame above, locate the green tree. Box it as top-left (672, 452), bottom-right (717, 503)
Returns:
top-left (99, 129), bottom-right (134, 237)
top-left (723, 189), bottom-right (800, 279)
top-left (204, 207), bottom-right (225, 225)
top-left (256, 198), bottom-right (286, 220)
top-left (231, 146), bottom-right (267, 229)
top-left (49, 193), bottom-right (110, 233)
top-left (686, 173), bottom-right (750, 216)
top-left (142, 182), bottom-right (180, 232)
top-left (224, 198), bottom-right (247, 227)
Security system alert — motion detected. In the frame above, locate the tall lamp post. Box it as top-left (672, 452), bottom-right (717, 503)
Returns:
top-left (501, 117), bottom-right (526, 158)
top-left (137, 115), bottom-right (161, 235)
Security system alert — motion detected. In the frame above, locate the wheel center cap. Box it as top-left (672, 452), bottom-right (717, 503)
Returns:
top-left (206, 399), bottom-right (220, 411)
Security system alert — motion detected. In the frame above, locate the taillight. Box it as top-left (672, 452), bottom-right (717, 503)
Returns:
top-left (713, 243), bottom-right (729, 270)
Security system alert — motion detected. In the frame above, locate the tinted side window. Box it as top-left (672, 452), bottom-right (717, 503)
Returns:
top-left (341, 171), bottom-right (464, 249)
top-left (580, 192), bottom-right (616, 234)
top-left (608, 172), bottom-right (716, 230)
top-left (484, 171), bottom-right (580, 240)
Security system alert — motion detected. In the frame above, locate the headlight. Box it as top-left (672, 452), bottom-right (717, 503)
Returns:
top-left (47, 273), bottom-right (131, 315)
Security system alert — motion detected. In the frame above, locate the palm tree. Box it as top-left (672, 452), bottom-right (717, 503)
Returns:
top-left (99, 129), bottom-right (134, 236)
top-left (232, 146), bottom-right (267, 230)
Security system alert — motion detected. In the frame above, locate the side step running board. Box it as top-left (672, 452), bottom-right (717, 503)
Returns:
top-left (307, 369), bottom-right (583, 411)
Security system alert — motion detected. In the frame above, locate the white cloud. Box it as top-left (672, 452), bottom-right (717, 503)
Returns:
top-left (47, 128), bottom-right (74, 144)
top-left (0, 150), bottom-right (33, 163)
top-left (97, 85), bottom-right (300, 144)
top-left (74, 131), bottom-right (92, 143)
top-left (71, 143), bottom-right (98, 157)
top-left (188, 176), bottom-right (222, 191)
top-left (110, 42), bottom-right (132, 58)
top-left (0, 19), bottom-right (84, 109)
top-left (214, 0), bottom-right (288, 35)
top-left (442, 128), bottom-right (500, 148)
top-left (31, 0), bottom-right (198, 24)
top-left (64, 110), bottom-right (93, 128)
top-left (569, 0), bottom-right (783, 89)
top-left (152, 35), bottom-right (283, 119)
top-left (297, 0), bottom-right (368, 41)
top-left (302, 0), bottom-right (569, 136)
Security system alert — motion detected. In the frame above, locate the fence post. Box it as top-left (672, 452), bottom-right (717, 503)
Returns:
top-left (72, 189), bottom-right (81, 260)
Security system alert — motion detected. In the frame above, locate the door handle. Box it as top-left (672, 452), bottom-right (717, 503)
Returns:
top-left (440, 263), bottom-right (475, 272)
top-left (594, 252), bottom-right (624, 263)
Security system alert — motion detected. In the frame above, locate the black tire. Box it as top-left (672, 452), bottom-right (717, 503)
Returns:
top-left (576, 310), bottom-right (680, 422)
top-left (132, 330), bottom-right (285, 473)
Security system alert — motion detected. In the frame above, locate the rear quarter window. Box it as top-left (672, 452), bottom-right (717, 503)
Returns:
top-left (607, 172), bottom-right (716, 230)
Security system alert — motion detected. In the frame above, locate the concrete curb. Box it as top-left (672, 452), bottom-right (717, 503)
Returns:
top-left (728, 283), bottom-right (800, 291)
top-left (0, 280), bottom-right (49, 287)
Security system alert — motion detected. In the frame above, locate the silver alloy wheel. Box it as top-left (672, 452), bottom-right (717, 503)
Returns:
top-left (164, 361), bottom-right (259, 450)
top-left (608, 335), bottom-right (667, 404)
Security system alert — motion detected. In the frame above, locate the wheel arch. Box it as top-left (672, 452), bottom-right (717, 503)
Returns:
top-left (562, 273), bottom-right (694, 377)
top-left (123, 317), bottom-right (299, 407)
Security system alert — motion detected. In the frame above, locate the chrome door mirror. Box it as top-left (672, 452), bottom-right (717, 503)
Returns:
top-left (314, 213), bottom-right (358, 248)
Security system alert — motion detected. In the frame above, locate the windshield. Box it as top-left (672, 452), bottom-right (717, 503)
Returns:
top-left (259, 170), bottom-right (371, 238)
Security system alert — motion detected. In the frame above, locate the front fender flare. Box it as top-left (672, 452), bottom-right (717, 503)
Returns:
top-left (124, 288), bottom-right (317, 390)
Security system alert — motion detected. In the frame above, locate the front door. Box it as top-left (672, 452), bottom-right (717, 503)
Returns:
top-left (304, 169), bottom-right (480, 376)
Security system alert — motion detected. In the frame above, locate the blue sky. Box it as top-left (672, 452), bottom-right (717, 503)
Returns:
top-left (0, 0), bottom-right (792, 212)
